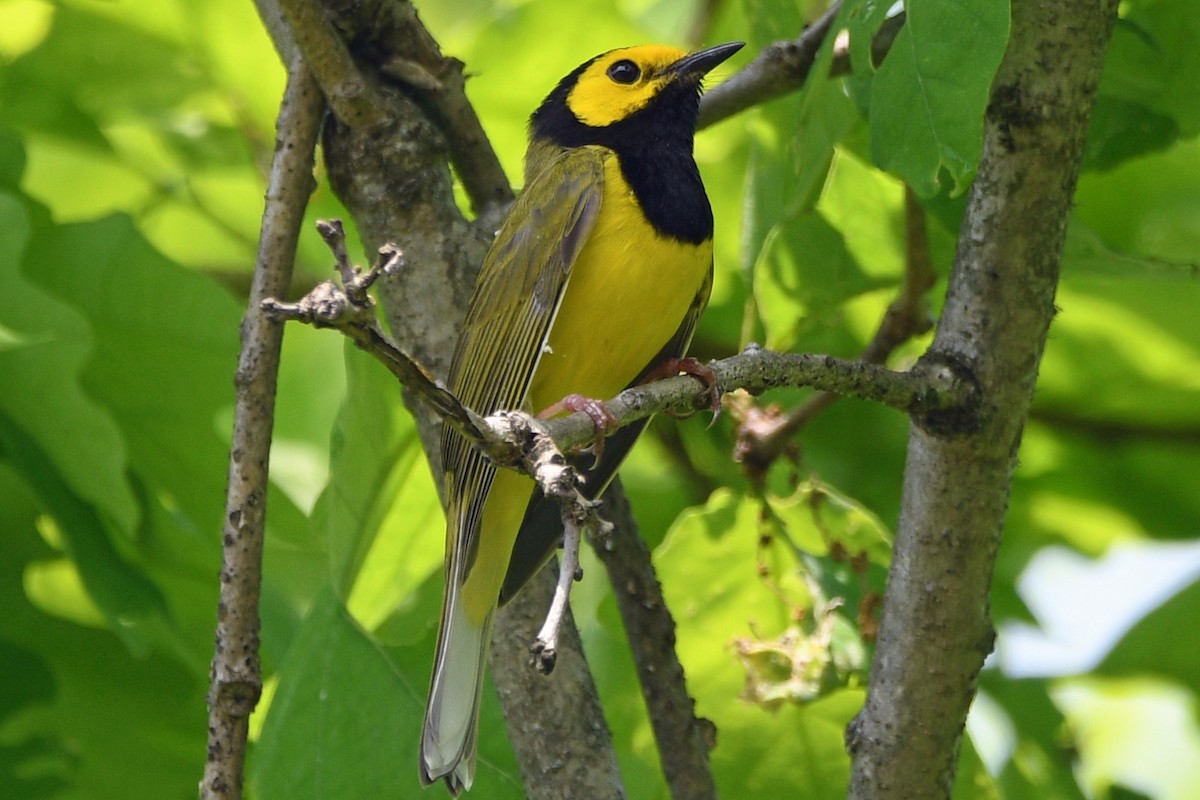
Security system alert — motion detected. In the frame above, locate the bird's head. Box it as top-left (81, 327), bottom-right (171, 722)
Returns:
top-left (530, 42), bottom-right (743, 148)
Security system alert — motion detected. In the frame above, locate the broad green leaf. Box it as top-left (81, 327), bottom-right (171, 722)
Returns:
top-left (1063, 218), bottom-right (1200, 282)
top-left (754, 211), bottom-right (884, 351)
top-left (0, 414), bottom-right (170, 656)
top-left (1053, 677), bottom-right (1200, 800)
top-left (1081, 96), bottom-right (1179, 171)
top-left (1073, 135), bottom-right (1200, 268)
top-left (656, 489), bottom-right (867, 797)
top-left (18, 205), bottom-right (318, 668)
top-left (792, 53), bottom-right (862, 214)
top-left (817, 147), bottom-right (908, 282)
top-left (1098, 577), bottom-right (1200, 696)
top-left (254, 585), bottom-right (523, 800)
top-left (253, 587), bottom-right (420, 799)
top-left (1100, 0), bottom-right (1200, 137)
top-left (953, 732), bottom-right (1003, 800)
top-left (869, 0), bottom-right (1010, 196)
top-left (4, 6), bottom-right (202, 129)
top-left (316, 344), bottom-right (440, 600)
top-left (846, 0), bottom-right (897, 80)
top-left (769, 480), bottom-right (893, 567)
top-left (22, 213), bottom-right (247, 540)
top-left (740, 0), bottom-right (860, 339)
top-left (1035, 285), bottom-right (1200, 429)
top-left (0, 465), bottom-right (206, 800)
top-left (979, 676), bottom-right (1087, 800)
top-left (0, 192), bottom-right (137, 530)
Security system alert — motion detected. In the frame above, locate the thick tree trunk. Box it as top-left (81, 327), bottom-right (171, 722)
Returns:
top-left (846, 1), bottom-right (1120, 797)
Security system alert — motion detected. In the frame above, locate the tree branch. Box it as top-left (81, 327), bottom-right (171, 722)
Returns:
top-left (265, 249), bottom-right (976, 464)
top-left (698, 1), bottom-right (841, 130)
top-left (273, 0), bottom-right (387, 128)
top-left (593, 481), bottom-right (719, 800)
top-left (372, 1), bottom-right (515, 220)
top-left (697, 4), bottom-right (905, 130)
top-left (200, 58), bottom-right (325, 800)
top-left (491, 567), bottom-right (628, 800)
top-left (846, 2), bottom-right (1121, 798)
top-left (734, 185), bottom-right (937, 479)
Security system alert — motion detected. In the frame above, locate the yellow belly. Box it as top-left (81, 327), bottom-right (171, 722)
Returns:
top-left (527, 154), bottom-right (712, 410)
top-left (461, 153), bottom-right (711, 624)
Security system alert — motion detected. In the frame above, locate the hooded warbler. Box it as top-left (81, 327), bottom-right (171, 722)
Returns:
top-left (420, 41), bottom-right (743, 794)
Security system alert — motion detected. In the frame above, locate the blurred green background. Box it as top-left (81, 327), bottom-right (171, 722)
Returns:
top-left (0, 0), bottom-right (1197, 798)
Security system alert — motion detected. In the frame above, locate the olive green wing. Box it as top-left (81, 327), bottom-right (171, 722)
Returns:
top-left (499, 262), bottom-right (713, 604)
top-left (441, 145), bottom-right (607, 577)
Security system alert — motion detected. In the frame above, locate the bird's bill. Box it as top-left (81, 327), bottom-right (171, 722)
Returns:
top-left (665, 41), bottom-right (745, 78)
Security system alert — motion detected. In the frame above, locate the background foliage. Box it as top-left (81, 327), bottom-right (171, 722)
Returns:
top-left (1, 0), bottom-right (1198, 798)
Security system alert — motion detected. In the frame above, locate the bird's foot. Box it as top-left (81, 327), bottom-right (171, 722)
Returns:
top-left (538, 393), bottom-right (619, 460)
top-left (645, 357), bottom-right (722, 423)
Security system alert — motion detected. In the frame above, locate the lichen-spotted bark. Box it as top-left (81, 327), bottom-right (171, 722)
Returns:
top-left (846, 2), bottom-right (1121, 798)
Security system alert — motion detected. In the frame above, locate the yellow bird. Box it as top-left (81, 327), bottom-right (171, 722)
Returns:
top-left (420, 41), bottom-right (743, 794)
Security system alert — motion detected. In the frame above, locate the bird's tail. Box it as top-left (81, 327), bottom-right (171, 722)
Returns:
top-left (419, 576), bottom-right (493, 796)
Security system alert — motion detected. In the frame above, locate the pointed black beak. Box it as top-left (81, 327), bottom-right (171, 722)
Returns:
top-left (665, 41), bottom-right (745, 78)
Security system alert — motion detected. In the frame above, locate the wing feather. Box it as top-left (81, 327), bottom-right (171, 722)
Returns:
top-left (442, 146), bottom-right (607, 581)
top-left (498, 263), bottom-right (713, 602)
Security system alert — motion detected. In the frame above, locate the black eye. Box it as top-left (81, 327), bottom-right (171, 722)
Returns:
top-left (607, 59), bottom-right (641, 84)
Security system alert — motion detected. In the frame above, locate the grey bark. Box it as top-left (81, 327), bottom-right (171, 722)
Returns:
top-left (201, 60), bottom-right (325, 800)
top-left (491, 567), bottom-right (627, 800)
top-left (846, 1), bottom-right (1120, 798)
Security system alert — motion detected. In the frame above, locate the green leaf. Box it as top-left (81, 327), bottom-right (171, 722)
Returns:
top-left (953, 732), bottom-right (1003, 800)
top-left (1063, 218), bottom-right (1198, 282)
top-left (754, 211), bottom-right (884, 351)
top-left (22, 212), bottom-right (250, 539)
top-left (656, 489), bottom-right (866, 796)
top-left (254, 585), bottom-right (523, 799)
top-left (1098, 577), bottom-right (1200, 695)
top-left (769, 480), bottom-right (893, 568)
top-left (979, 676), bottom-right (1087, 800)
top-left (4, 7), bottom-right (202, 123)
top-left (869, 0), bottom-right (1010, 196)
top-left (316, 344), bottom-right (441, 603)
top-left (15, 204), bottom-right (316, 668)
top-left (0, 192), bottom-right (137, 530)
top-left (0, 465), bottom-right (206, 799)
top-left (1052, 677), bottom-right (1200, 799)
top-left (1082, 96), bottom-right (1179, 171)
top-left (1072, 135), bottom-right (1200, 268)
top-left (1100, 1), bottom-right (1200, 137)
top-left (0, 413), bottom-right (170, 656)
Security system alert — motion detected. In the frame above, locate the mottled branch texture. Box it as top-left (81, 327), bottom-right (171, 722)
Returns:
top-left (201, 59), bottom-right (324, 800)
top-left (846, 2), bottom-right (1121, 798)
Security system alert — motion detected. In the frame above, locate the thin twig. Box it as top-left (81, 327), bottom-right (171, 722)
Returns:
top-left (698, 3), bottom-right (906, 130)
top-left (261, 220), bottom-right (480, 444)
top-left (698, 1), bottom-right (842, 129)
top-left (531, 512), bottom-right (587, 674)
top-left (200, 58), bottom-right (325, 800)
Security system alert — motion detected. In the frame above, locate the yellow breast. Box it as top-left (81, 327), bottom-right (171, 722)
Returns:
top-left (527, 152), bottom-right (712, 410)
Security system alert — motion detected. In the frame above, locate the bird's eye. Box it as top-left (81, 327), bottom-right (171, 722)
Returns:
top-left (607, 60), bottom-right (641, 84)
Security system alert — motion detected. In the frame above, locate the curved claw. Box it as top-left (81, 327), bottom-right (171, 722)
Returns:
top-left (538, 393), bottom-right (618, 462)
top-left (653, 357), bottom-right (722, 425)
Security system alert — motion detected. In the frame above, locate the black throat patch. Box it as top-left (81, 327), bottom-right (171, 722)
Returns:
top-left (530, 73), bottom-right (714, 246)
